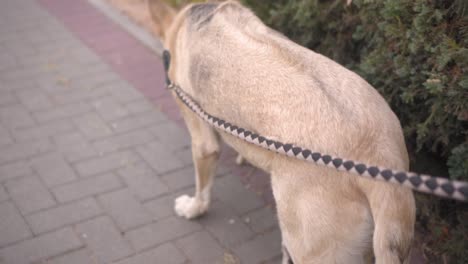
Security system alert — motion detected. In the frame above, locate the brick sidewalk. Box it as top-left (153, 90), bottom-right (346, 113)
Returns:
top-left (0, 0), bottom-right (280, 263)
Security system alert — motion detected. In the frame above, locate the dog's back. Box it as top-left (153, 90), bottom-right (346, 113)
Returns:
top-left (165, 2), bottom-right (415, 263)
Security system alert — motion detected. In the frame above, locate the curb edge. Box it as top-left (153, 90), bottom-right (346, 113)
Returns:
top-left (87, 0), bottom-right (164, 57)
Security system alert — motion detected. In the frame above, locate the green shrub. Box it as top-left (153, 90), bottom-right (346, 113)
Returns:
top-left (243, 0), bottom-right (467, 170)
top-left (448, 143), bottom-right (468, 180)
top-left (242, 0), bottom-right (468, 260)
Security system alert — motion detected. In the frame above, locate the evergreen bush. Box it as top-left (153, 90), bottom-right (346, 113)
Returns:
top-left (241, 0), bottom-right (467, 260)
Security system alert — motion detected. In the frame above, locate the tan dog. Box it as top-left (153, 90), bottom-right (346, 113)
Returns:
top-left (155, 2), bottom-right (415, 263)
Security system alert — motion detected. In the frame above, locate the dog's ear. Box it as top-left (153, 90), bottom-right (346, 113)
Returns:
top-left (148, 0), bottom-right (176, 40)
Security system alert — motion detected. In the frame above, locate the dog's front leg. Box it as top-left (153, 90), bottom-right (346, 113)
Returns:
top-left (174, 120), bottom-right (220, 219)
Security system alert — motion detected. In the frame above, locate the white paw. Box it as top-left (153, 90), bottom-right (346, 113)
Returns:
top-left (235, 154), bottom-right (244, 165)
top-left (174, 195), bottom-right (208, 219)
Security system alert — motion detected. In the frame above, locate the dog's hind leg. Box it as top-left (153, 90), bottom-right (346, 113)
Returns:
top-left (174, 111), bottom-right (221, 219)
top-left (282, 245), bottom-right (293, 264)
top-left (366, 184), bottom-right (415, 264)
top-left (235, 154), bottom-right (244, 165)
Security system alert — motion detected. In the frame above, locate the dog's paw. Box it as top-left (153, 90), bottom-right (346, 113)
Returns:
top-left (174, 195), bottom-right (208, 219)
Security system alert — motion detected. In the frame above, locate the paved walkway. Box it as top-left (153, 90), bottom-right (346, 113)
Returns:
top-left (0, 0), bottom-right (280, 263)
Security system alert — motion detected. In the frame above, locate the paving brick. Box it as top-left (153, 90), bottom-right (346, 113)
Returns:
top-left (98, 189), bottom-right (151, 231)
top-left (92, 96), bottom-right (130, 121)
top-left (0, 185), bottom-right (8, 202)
top-left (2, 38), bottom-right (37, 60)
top-left (160, 166), bottom-right (195, 191)
top-left (5, 175), bottom-right (56, 214)
top-left (0, 201), bottom-right (32, 247)
top-left (71, 69), bottom-right (121, 90)
top-left (0, 123), bottom-right (13, 147)
top-left (114, 243), bottom-right (186, 264)
top-left (73, 112), bottom-right (113, 140)
top-left (75, 151), bottom-right (140, 177)
top-left (54, 132), bottom-right (98, 162)
top-left (0, 91), bottom-right (17, 107)
top-left (246, 206), bottom-right (278, 233)
top-left (0, 78), bottom-right (35, 95)
top-left (239, 168), bottom-right (271, 190)
top-left (52, 173), bottom-right (123, 203)
top-left (70, 47), bottom-right (101, 65)
top-left (16, 88), bottom-right (53, 111)
top-left (38, 37), bottom-right (78, 55)
top-left (269, 256), bottom-right (284, 264)
top-left (15, 51), bottom-right (55, 71)
top-left (233, 229), bottom-right (282, 264)
top-left (64, 61), bottom-right (110, 80)
top-left (93, 129), bottom-right (154, 154)
top-left (110, 82), bottom-right (144, 104)
top-left (0, 30), bottom-right (17, 44)
top-left (199, 201), bottom-right (254, 248)
top-left (153, 95), bottom-right (177, 114)
top-left (46, 249), bottom-right (95, 264)
top-left (143, 194), bottom-right (176, 221)
top-left (7, 17), bottom-right (45, 31)
top-left (26, 198), bottom-right (101, 235)
top-left (148, 122), bottom-right (191, 151)
top-left (30, 152), bottom-right (77, 187)
top-left (4, 11), bottom-right (43, 26)
top-left (137, 141), bottom-right (185, 174)
top-left (216, 159), bottom-right (239, 174)
top-left (0, 227), bottom-right (82, 264)
top-left (124, 99), bottom-right (154, 114)
top-left (176, 231), bottom-right (225, 264)
top-left (13, 119), bottom-right (74, 142)
top-left (0, 139), bottom-right (51, 164)
top-left (24, 29), bottom-right (56, 46)
top-left (37, 73), bottom-right (75, 94)
top-left (0, 104), bottom-right (35, 129)
top-left (17, 48), bottom-right (65, 70)
top-left (40, 21), bottom-right (67, 37)
top-left (75, 216), bottom-right (133, 263)
top-left (117, 162), bottom-right (169, 201)
top-left (33, 101), bottom-right (92, 123)
top-left (51, 84), bottom-right (109, 105)
top-left (219, 143), bottom-right (239, 161)
top-left (0, 0), bottom-right (286, 263)
top-left (0, 51), bottom-right (18, 72)
top-left (110, 111), bottom-right (167, 134)
top-left (212, 174), bottom-right (264, 215)
top-left (0, 161), bottom-right (33, 182)
top-left (0, 64), bottom-right (39, 84)
top-left (174, 147), bottom-right (194, 167)
top-left (125, 216), bottom-right (202, 252)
